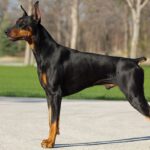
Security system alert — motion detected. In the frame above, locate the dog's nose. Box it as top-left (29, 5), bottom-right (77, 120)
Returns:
top-left (5, 30), bottom-right (9, 35)
top-left (5, 28), bottom-right (10, 35)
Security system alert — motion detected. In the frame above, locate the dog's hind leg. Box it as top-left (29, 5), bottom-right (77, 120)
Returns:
top-left (118, 66), bottom-right (150, 118)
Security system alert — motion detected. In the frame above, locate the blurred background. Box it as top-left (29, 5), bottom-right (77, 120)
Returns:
top-left (0, 0), bottom-right (149, 99)
top-left (0, 0), bottom-right (150, 65)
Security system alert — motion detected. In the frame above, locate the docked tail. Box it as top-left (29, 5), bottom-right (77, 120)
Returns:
top-left (134, 57), bottom-right (147, 64)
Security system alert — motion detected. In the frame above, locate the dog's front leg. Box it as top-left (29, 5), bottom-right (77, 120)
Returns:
top-left (41, 87), bottom-right (62, 148)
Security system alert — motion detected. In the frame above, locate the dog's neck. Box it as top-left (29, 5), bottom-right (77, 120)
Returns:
top-left (29, 24), bottom-right (57, 52)
top-left (28, 24), bottom-right (58, 69)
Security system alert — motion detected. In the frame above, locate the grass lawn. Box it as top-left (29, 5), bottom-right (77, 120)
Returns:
top-left (0, 65), bottom-right (149, 100)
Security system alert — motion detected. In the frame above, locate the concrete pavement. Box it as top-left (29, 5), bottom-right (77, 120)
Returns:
top-left (0, 97), bottom-right (150, 150)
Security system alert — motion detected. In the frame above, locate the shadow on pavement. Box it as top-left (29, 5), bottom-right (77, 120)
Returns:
top-left (55, 136), bottom-right (150, 148)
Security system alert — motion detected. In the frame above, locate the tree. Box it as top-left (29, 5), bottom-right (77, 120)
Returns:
top-left (24, 0), bottom-right (34, 65)
top-left (0, 21), bottom-right (19, 56)
top-left (116, 0), bottom-right (129, 54)
top-left (0, 0), bottom-right (24, 56)
top-left (126, 0), bottom-right (149, 58)
top-left (70, 0), bottom-right (79, 49)
top-left (0, 0), bottom-right (9, 23)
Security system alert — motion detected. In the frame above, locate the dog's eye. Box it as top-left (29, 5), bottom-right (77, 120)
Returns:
top-left (18, 21), bottom-right (27, 28)
top-left (21, 21), bottom-right (26, 26)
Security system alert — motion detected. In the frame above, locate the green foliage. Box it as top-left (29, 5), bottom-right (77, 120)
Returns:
top-left (0, 19), bottom-right (25, 56)
top-left (0, 66), bottom-right (149, 101)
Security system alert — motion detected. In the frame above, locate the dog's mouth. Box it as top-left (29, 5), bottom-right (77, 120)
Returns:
top-left (8, 36), bottom-right (19, 41)
top-left (7, 35), bottom-right (29, 42)
top-left (6, 28), bottom-right (33, 42)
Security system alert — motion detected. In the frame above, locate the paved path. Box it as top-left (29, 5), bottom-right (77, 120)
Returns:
top-left (0, 97), bottom-right (150, 150)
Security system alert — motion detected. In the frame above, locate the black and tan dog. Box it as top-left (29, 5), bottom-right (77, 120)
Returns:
top-left (5, 1), bottom-right (149, 148)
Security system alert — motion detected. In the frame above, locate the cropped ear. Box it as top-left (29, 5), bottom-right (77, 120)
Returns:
top-left (32, 1), bottom-right (41, 23)
top-left (20, 5), bottom-right (28, 16)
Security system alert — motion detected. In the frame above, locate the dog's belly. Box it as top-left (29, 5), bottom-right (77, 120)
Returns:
top-left (62, 80), bottom-right (95, 96)
top-left (61, 52), bottom-right (118, 96)
top-left (62, 75), bottom-right (116, 96)
top-left (61, 67), bottom-right (98, 96)
top-left (61, 67), bottom-right (112, 96)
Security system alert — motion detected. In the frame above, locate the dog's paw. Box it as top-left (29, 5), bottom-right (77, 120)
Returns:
top-left (41, 139), bottom-right (54, 148)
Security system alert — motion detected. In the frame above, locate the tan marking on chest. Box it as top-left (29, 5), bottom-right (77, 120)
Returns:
top-left (42, 73), bottom-right (47, 85)
top-left (28, 37), bottom-right (35, 50)
top-left (29, 43), bottom-right (35, 50)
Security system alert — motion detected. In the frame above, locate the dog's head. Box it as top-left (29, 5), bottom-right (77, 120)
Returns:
top-left (5, 1), bottom-right (41, 43)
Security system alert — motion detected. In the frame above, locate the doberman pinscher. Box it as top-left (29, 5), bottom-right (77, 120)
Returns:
top-left (5, 1), bottom-right (149, 148)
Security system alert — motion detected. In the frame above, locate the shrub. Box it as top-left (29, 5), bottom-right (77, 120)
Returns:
top-left (0, 19), bottom-right (25, 56)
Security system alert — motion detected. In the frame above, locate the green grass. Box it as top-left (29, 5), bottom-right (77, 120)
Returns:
top-left (0, 66), bottom-right (44, 97)
top-left (0, 66), bottom-right (149, 100)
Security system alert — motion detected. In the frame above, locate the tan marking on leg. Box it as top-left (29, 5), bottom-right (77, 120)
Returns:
top-left (42, 73), bottom-right (47, 85)
top-left (57, 119), bottom-right (60, 135)
top-left (49, 121), bottom-right (57, 141)
top-left (48, 106), bottom-right (59, 138)
top-left (48, 106), bottom-right (52, 128)
top-left (41, 121), bottom-right (57, 148)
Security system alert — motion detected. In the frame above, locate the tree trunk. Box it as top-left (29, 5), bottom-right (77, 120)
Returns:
top-left (123, 5), bottom-right (129, 57)
top-left (130, 17), bottom-right (140, 58)
top-left (56, 0), bottom-right (62, 43)
top-left (70, 0), bottom-right (79, 49)
top-left (126, 0), bottom-right (149, 58)
top-left (24, 0), bottom-right (34, 65)
top-left (24, 44), bottom-right (31, 65)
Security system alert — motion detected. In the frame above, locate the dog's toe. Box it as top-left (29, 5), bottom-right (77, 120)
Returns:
top-left (41, 139), bottom-right (54, 148)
